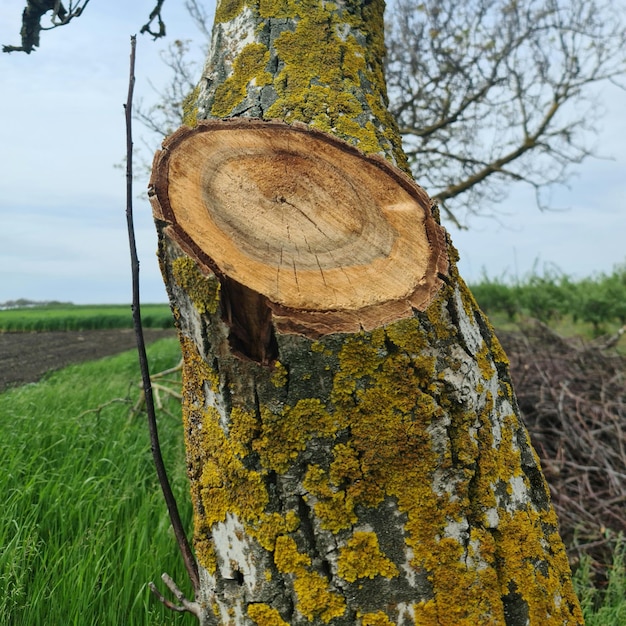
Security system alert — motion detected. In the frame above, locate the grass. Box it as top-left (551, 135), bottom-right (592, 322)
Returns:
top-left (0, 303), bottom-right (174, 332)
top-left (574, 537), bottom-right (626, 625)
top-left (0, 338), bottom-right (195, 625)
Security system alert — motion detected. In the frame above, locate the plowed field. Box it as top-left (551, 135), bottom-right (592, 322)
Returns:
top-left (0, 329), bottom-right (175, 392)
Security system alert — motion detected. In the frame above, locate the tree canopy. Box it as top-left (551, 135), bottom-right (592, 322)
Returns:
top-left (386, 0), bottom-right (626, 226)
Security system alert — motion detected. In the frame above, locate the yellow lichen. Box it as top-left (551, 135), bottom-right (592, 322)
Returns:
top-left (171, 257), bottom-right (220, 315)
top-left (424, 293), bottom-right (456, 341)
top-left (193, 535), bottom-right (217, 575)
top-left (179, 302), bottom-right (580, 621)
top-left (265, 12), bottom-right (365, 126)
top-left (270, 361), bottom-right (288, 387)
top-left (274, 535), bottom-right (346, 622)
top-left (253, 399), bottom-right (340, 473)
top-left (413, 600), bottom-right (438, 626)
top-left (494, 509), bottom-right (583, 625)
top-left (247, 603), bottom-right (289, 626)
top-left (302, 464), bottom-right (358, 532)
top-left (293, 571), bottom-right (346, 623)
top-left (359, 611), bottom-right (396, 626)
top-left (457, 276), bottom-right (481, 320)
top-left (274, 535), bottom-right (311, 572)
top-left (336, 332), bottom-right (384, 378)
top-left (211, 42), bottom-right (273, 117)
top-left (252, 511), bottom-right (300, 551)
top-left (209, 0), bottom-right (406, 164)
top-left (228, 406), bottom-right (259, 449)
top-left (179, 337), bottom-right (221, 572)
top-left (383, 317), bottom-right (428, 354)
top-left (475, 342), bottom-right (495, 380)
top-left (258, 0), bottom-right (293, 19)
top-left (214, 0), bottom-right (246, 23)
top-left (182, 85), bottom-right (201, 127)
top-left (328, 442), bottom-right (361, 487)
top-left (337, 531), bottom-right (399, 582)
top-left (195, 402), bottom-right (269, 535)
top-left (487, 322), bottom-right (510, 367)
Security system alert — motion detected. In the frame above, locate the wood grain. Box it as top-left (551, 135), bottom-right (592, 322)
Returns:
top-left (150, 119), bottom-right (448, 335)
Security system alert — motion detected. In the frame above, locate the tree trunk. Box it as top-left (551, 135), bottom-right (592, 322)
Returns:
top-left (149, 1), bottom-right (584, 624)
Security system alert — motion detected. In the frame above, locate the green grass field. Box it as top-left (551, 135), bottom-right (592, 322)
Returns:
top-left (574, 539), bottom-right (626, 625)
top-left (0, 303), bottom-right (174, 332)
top-left (0, 338), bottom-right (195, 625)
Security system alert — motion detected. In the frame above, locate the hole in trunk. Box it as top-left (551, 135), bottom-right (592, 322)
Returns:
top-left (220, 276), bottom-right (278, 365)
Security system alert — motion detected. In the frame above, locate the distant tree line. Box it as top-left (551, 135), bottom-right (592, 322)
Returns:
top-left (471, 263), bottom-right (626, 333)
top-left (0, 298), bottom-right (71, 310)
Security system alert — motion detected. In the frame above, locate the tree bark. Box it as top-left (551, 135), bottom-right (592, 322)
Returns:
top-left (149, 1), bottom-right (584, 624)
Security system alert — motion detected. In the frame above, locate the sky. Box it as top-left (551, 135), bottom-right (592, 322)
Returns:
top-left (1, 0), bottom-right (624, 305)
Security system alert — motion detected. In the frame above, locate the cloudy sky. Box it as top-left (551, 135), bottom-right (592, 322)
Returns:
top-left (1, 0), bottom-right (624, 305)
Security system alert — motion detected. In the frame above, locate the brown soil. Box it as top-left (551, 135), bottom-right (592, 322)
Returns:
top-left (0, 329), bottom-right (176, 393)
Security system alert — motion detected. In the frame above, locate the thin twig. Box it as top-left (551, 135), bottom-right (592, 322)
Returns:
top-left (124, 35), bottom-right (199, 594)
top-left (149, 573), bottom-right (201, 617)
top-left (78, 397), bottom-right (131, 418)
top-left (140, 0), bottom-right (167, 40)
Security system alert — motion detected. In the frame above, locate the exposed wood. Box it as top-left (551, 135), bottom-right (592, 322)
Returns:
top-left (150, 119), bottom-right (448, 339)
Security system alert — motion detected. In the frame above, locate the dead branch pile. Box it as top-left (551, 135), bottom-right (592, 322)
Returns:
top-left (499, 321), bottom-right (626, 579)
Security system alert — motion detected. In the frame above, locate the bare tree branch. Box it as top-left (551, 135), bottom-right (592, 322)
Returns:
top-left (140, 0), bottom-right (167, 40)
top-left (149, 573), bottom-right (202, 617)
top-left (385, 0), bottom-right (626, 227)
top-left (124, 35), bottom-right (199, 596)
top-left (134, 39), bottom-right (200, 139)
top-left (3, 0), bottom-right (90, 54)
top-left (133, 3), bottom-right (212, 149)
top-left (184, 0), bottom-right (212, 40)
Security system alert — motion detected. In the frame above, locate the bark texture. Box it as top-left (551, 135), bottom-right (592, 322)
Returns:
top-left (151, 0), bottom-right (584, 624)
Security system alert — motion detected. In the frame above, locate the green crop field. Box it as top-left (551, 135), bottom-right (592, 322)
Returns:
top-left (0, 303), bottom-right (174, 332)
top-left (468, 263), bottom-right (626, 340)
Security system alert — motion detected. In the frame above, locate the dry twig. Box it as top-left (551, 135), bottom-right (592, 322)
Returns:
top-left (500, 320), bottom-right (626, 582)
top-left (124, 36), bottom-right (199, 600)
